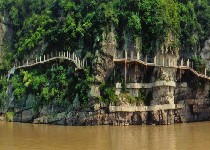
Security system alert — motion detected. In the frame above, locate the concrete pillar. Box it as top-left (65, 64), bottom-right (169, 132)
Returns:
top-left (40, 56), bottom-right (41, 62)
top-left (187, 59), bottom-right (189, 67)
top-left (36, 57), bottom-right (37, 63)
top-left (145, 55), bottom-right (147, 63)
top-left (67, 52), bottom-right (68, 58)
top-left (181, 58), bottom-right (183, 66)
top-left (137, 52), bottom-right (140, 60)
top-left (44, 55), bottom-right (46, 61)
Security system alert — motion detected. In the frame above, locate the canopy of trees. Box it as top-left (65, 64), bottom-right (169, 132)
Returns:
top-left (0, 0), bottom-right (209, 62)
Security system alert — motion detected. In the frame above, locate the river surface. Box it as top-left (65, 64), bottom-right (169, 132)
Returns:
top-left (0, 122), bottom-right (210, 150)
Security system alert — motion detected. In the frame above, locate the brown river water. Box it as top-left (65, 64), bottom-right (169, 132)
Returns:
top-left (0, 122), bottom-right (210, 150)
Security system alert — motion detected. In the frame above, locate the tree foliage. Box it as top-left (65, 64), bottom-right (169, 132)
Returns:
top-left (0, 0), bottom-right (210, 107)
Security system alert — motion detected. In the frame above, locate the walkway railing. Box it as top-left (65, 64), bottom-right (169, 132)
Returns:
top-left (109, 104), bottom-right (184, 112)
top-left (14, 51), bottom-right (86, 70)
top-left (114, 50), bottom-right (209, 80)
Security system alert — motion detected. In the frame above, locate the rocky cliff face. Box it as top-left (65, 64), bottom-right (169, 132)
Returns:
top-left (201, 39), bottom-right (210, 69)
top-left (93, 27), bottom-right (117, 83)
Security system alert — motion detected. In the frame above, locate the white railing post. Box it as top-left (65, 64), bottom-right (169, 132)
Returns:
top-left (145, 55), bottom-right (147, 63)
top-left (154, 56), bottom-right (156, 65)
top-left (59, 52), bottom-right (60, 57)
top-left (73, 53), bottom-right (75, 60)
top-left (187, 59), bottom-right (189, 67)
top-left (78, 60), bottom-right (81, 68)
top-left (44, 55), bottom-right (46, 61)
top-left (205, 68), bottom-right (207, 76)
top-left (75, 56), bottom-right (77, 63)
top-left (40, 56), bottom-right (42, 62)
top-left (83, 59), bottom-right (85, 67)
top-left (181, 58), bottom-right (183, 66)
top-left (67, 52), bottom-right (68, 58)
top-left (125, 50), bottom-right (127, 60)
top-left (137, 52), bottom-right (140, 60)
top-left (27, 60), bottom-right (29, 66)
top-left (36, 57), bottom-right (37, 63)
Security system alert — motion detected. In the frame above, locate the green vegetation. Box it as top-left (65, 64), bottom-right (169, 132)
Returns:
top-left (0, 0), bottom-right (210, 108)
top-left (9, 63), bottom-right (93, 109)
top-left (99, 73), bottom-right (117, 105)
top-left (5, 111), bottom-right (14, 121)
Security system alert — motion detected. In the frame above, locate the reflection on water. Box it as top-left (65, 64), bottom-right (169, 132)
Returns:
top-left (0, 121), bottom-right (210, 150)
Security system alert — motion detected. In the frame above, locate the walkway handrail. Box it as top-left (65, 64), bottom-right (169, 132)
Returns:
top-left (14, 51), bottom-right (86, 70)
top-left (113, 51), bottom-right (209, 80)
